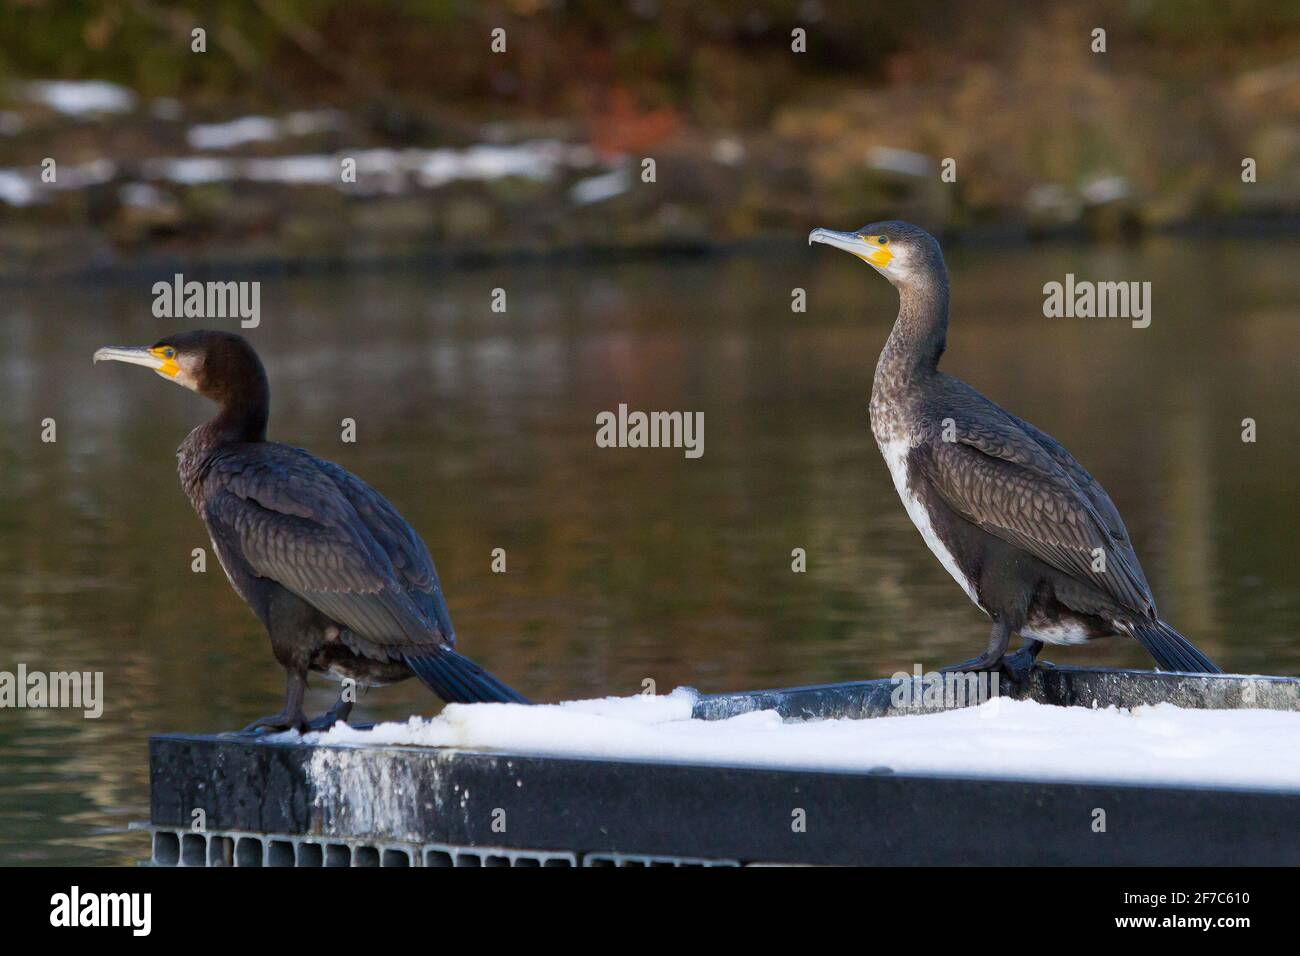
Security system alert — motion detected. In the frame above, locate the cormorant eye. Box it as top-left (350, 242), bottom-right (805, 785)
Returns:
top-left (163, 347), bottom-right (176, 359)
top-left (877, 236), bottom-right (888, 245)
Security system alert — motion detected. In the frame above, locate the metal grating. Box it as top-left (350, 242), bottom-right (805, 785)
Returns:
top-left (142, 825), bottom-right (741, 867)
top-left (583, 852), bottom-right (739, 867)
top-left (144, 826), bottom-right (583, 867)
top-left (421, 843), bottom-right (576, 868)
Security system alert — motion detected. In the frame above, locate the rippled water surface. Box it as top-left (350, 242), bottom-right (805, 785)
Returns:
top-left (1, 237), bottom-right (1296, 863)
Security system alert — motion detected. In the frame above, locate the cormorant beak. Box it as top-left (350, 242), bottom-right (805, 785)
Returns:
top-left (808, 228), bottom-right (893, 270)
top-left (93, 345), bottom-right (181, 380)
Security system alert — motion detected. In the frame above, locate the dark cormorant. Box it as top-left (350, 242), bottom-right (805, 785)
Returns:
top-left (94, 330), bottom-right (529, 732)
top-left (809, 221), bottom-right (1221, 677)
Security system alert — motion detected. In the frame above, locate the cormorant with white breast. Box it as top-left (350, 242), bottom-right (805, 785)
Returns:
top-left (95, 330), bottom-right (529, 733)
top-left (809, 221), bottom-right (1220, 677)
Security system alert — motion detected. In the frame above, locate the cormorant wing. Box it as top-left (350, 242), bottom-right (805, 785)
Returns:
top-left (916, 415), bottom-right (1158, 619)
top-left (1008, 413), bottom-right (1153, 601)
top-left (308, 456), bottom-right (453, 620)
top-left (201, 445), bottom-right (454, 658)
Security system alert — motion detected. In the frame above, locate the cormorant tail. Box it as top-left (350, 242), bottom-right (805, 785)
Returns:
top-left (405, 648), bottom-right (531, 704)
top-left (1131, 620), bottom-right (1221, 674)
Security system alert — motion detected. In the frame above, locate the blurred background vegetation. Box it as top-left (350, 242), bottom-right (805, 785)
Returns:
top-left (0, 0), bottom-right (1298, 276)
top-left (3, 2), bottom-right (1299, 864)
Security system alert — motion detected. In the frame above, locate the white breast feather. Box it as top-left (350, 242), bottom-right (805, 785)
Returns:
top-left (878, 436), bottom-right (984, 611)
top-left (1020, 621), bottom-right (1091, 645)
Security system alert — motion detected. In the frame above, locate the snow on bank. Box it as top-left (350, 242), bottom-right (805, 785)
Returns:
top-left (144, 140), bottom-right (603, 189)
top-left (16, 80), bottom-right (136, 117)
top-left (0, 140), bottom-right (612, 206)
top-left (302, 689), bottom-right (1300, 791)
top-left (0, 159), bottom-right (117, 206)
top-left (186, 110), bottom-right (345, 150)
top-left (187, 115), bottom-right (281, 150)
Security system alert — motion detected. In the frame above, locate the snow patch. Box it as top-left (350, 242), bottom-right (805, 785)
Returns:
top-left (0, 138), bottom-right (614, 205)
top-left (867, 145), bottom-right (933, 178)
top-left (570, 166), bottom-right (631, 205)
top-left (298, 689), bottom-right (1300, 790)
top-left (186, 110), bottom-right (345, 150)
top-left (0, 159), bottom-right (116, 206)
top-left (188, 116), bottom-right (281, 150)
top-left (0, 170), bottom-right (38, 206)
top-left (18, 80), bottom-right (136, 117)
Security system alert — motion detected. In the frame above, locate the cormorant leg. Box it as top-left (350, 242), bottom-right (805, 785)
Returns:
top-left (941, 619), bottom-right (1013, 673)
top-left (304, 694), bottom-right (354, 732)
top-left (239, 671), bottom-right (309, 734)
top-left (999, 638), bottom-right (1044, 685)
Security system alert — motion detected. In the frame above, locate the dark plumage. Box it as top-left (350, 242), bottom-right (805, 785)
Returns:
top-left (94, 330), bottom-right (528, 733)
top-left (809, 221), bottom-right (1220, 676)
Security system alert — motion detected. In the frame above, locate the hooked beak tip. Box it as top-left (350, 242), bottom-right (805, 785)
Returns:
top-left (807, 227), bottom-right (893, 270)
top-left (92, 345), bottom-right (166, 372)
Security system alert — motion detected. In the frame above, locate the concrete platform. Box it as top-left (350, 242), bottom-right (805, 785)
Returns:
top-left (146, 665), bottom-right (1300, 866)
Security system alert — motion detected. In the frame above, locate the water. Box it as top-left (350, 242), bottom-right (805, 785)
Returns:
top-left (0, 237), bottom-right (1296, 864)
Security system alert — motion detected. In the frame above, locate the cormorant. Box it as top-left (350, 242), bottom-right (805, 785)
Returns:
top-left (809, 221), bottom-right (1220, 677)
top-left (94, 330), bottom-right (529, 732)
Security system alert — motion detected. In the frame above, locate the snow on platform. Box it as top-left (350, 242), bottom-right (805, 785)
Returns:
top-left (303, 688), bottom-right (1300, 791)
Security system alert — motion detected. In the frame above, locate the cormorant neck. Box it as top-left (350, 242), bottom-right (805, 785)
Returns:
top-left (879, 268), bottom-right (949, 378)
top-left (202, 376), bottom-right (269, 447)
top-left (177, 385), bottom-right (268, 503)
top-left (214, 396), bottom-right (268, 444)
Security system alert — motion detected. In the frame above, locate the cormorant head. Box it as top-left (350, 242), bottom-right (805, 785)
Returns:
top-left (93, 329), bottom-right (268, 409)
top-left (808, 220), bottom-right (945, 289)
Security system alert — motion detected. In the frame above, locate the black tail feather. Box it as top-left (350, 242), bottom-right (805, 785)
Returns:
top-left (405, 647), bottom-right (531, 704)
top-left (1131, 620), bottom-right (1221, 674)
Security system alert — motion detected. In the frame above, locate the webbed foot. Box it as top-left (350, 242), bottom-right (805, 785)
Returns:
top-left (941, 624), bottom-right (1034, 680)
top-left (304, 705), bottom-right (353, 732)
top-left (941, 652), bottom-right (1003, 674)
top-left (229, 671), bottom-right (310, 736)
top-left (999, 641), bottom-right (1043, 685)
top-left (237, 710), bottom-right (308, 735)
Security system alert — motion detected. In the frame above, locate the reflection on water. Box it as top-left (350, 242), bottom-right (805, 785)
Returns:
top-left (0, 238), bottom-right (1296, 864)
